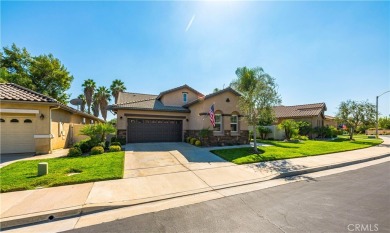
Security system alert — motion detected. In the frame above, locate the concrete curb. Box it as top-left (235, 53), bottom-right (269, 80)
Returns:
top-left (2, 152), bottom-right (389, 230)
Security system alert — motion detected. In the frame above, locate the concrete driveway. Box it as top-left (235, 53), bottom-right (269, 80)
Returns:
top-left (123, 142), bottom-right (253, 179)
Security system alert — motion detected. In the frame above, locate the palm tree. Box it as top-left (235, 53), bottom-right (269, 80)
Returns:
top-left (82, 79), bottom-right (96, 114)
top-left (110, 79), bottom-right (126, 104)
top-left (96, 86), bottom-right (111, 121)
top-left (92, 93), bottom-right (100, 117)
top-left (77, 94), bottom-right (86, 112)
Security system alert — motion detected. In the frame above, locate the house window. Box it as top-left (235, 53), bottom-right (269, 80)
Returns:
top-left (182, 92), bottom-right (188, 103)
top-left (82, 118), bottom-right (86, 124)
top-left (214, 114), bottom-right (222, 132)
top-left (0, 119), bottom-right (4, 123)
top-left (10, 119), bottom-right (19, 123)
top-left (231, 115), bottom-right (238, 132)
top-left (24, 119), bottom-right (32, 123)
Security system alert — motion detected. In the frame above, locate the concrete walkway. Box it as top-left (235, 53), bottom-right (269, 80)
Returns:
top-left (1, 137), bottom-right (389, 229)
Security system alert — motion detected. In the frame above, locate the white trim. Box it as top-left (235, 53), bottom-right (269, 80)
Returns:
top-left (0, 109), bottom-right (39, 114)
top-left (34, 134), bottom-right (54, 139)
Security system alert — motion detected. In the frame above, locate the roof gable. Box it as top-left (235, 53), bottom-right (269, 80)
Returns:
top-left (183, 87), bottom-right (241, 107)
top-left (157, 84), bottom-right (203, 100)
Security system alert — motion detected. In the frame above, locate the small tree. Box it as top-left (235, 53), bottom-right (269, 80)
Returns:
top-left (258, 126), bottom-right (272, 140)
top-left (231, 67), bottom-right (281, 153)
top-left (297, 121), bottom-right (312, 136)
top-left (278, 119), bottom-right (299, 140)
top-left (336, 100), bottom-right (376, 140)
top-left (80, 123), bottom-right (116, 143)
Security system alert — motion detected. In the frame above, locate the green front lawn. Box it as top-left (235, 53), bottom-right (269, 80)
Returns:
top-left (0, 151), bottom-right (125, 193)
top-left (211, 135), bottom-right (383, 165)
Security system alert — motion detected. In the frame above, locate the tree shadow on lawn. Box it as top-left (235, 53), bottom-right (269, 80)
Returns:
top-left (251, 159), bottom-right (309, 173)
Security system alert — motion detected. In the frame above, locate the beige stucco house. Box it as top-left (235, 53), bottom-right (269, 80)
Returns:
top-left (0, 83), bottom-right (104, 155)
top-left (260, 103), bottom-right (328, 140)
top-left (109, 85), bottom-right (249, 146)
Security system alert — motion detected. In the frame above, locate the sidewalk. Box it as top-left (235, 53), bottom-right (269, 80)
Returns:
top-left (1, 137), bottom-right (389, 229)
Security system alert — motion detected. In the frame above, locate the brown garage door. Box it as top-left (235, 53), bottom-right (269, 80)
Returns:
top-left (127, 119), bottom-right (183, 143)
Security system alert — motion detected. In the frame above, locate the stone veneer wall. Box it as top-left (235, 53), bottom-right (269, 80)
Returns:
top-left (185, 130), bottom-right (249, 146)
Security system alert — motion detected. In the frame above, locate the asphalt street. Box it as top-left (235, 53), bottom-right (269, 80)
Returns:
top-left (65, 162), bottom-right (390, 233)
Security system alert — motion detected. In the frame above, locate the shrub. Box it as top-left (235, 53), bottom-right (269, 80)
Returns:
top-left (199, 128), bottom-right (211, 138)
top-left (258, 126), bottom-right (272, 140)
top-left (90, 146), bottom-right (104, 155)
top-left (74, 139), bottom-right (97, 153)
top-left (110, 136), bottom-right (117, 143)
top-left (111, 142), bottom-right (121, 146)
top-left (109, 145), bottom-right (121, 152)
top-left (117, 138), bottom-right (126, 145)
top-left (297, 121), bottom-right (312, 136)
top-left (278, 119), bottom-right (299, 140)
top-left (292, 135), bottom-right (309, 141)
top-left (68, 147), bottom-right (82, 157)
top-left (186, 137), bottom-right (192, 143)
top-left (190, 138), bottom-right (197, 145)
top-left (195, 140), bottom-right (201, 146)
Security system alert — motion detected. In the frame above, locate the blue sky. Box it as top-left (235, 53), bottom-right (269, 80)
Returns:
top-left (2, 1), bottom-right (389, 120)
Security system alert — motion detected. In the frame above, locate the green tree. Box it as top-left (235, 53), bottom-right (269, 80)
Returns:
top-left (231, 66), bottom-right (281, 152)
top-left (82, 79), bottom-right (96, 114)
top-left (379, 116), bottom-right (390, 129)
top-left (96, 86), bottom-right (111, 121)
top-left (1, 44), bottom-right (73, 103)
top-left (110, 79), bottom-right (126, 104)
top-left (278, 119), bottom-right (299, 140)
top-left (77, 94), bottom-right (86, 112)
top-left (213, 88), bottom-right (219, 93)
top-left (257, 126), bottom-right (272, 140)
top-left (335, 100), bottom-right (376, 140)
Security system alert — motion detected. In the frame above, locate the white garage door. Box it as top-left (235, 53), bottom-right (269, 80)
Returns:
top-left (0, 116), bottom-right (35, 154)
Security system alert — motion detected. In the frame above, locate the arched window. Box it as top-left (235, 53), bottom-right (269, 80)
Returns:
top-left (10, 119), bottom-right (19, 123)
top-left (0, 119), bottom-right (4, 123)
top-left (24, 119), bottom-right (33, 123)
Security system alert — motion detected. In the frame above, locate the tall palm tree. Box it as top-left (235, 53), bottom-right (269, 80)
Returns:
top-left (92, 93), bottom-right (100, 117)
top-left (110, 79), bottom-right (126, 104)
top-left (96, 86), bottom-right (111, 121)
top-left (82, 79), bottom-right (96, 114)
top-left (77, 94), bottom-right (86, 112)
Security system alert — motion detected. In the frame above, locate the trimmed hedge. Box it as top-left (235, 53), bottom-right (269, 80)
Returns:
top-left (195, 140), bottom-right (201, 146)
top-left (190, 138), bottom-right (197, 145)
top-left (68, 147), bottom-right (82, 157)
top-left (111, 142), bottom-right (122, 147)
top-left (90, 146), bottom-right (104, 155)
top-left (109, 145), bottom-right (121, 152)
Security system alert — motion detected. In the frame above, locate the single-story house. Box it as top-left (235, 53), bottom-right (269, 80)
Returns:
top-left (274, 103), bottom-right (327, 127)
top-left (0, 83), bottom-right (104, 155)
top-left (108, 84), bottom-right (249, 146)
top-left (253, 103), bottom-right (328, 140)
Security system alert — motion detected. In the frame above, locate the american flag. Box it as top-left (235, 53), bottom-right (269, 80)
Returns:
top-left (209, 104), bottom-right (215, 127)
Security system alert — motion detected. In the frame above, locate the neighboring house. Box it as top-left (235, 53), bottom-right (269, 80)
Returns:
top-left (0, 83), bottom-right (104, 155)
top-left (109, 84), bottom-right (249, 146)
top-left (256, 103), bottom-right (328, 140)
top-left (324, 115), bottom-right (338, 128)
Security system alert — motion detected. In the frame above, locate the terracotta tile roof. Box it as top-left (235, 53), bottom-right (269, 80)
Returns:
top-left (156, 84), bottom-right (203, 99)
top-left (110, 92), bottom-right (190, 112)
top-left (0, 83), bottom-right (57, 102)
top-left (0, 83), bottom-right (104, 122)
top-left (183, 87), bottom-right (241, 107)
top-left (274, 103), bottom-right (326, 118)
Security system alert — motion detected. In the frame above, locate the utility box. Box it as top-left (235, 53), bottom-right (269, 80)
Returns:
top-left (38, 162), bottom-right (48, 176)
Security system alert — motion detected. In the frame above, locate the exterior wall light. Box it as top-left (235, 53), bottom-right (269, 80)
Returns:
top-left (40, 114), bottom-right (45, 120)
